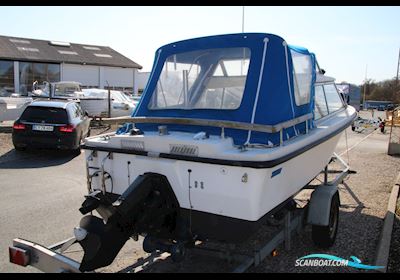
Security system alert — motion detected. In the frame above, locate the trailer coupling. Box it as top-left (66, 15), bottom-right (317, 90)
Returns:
top-left (9, 173), bottom-right (181, 273)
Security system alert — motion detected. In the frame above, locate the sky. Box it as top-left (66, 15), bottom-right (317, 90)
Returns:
top-left (0, 6), bottom-right (399, 85)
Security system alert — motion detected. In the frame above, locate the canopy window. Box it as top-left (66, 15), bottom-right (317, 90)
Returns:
top-left (323, 83), bottom-right (344, 113)
top-left (290, 49), bottom-right (312, 106)
top-left (148, 47), bottom-right (251, 110)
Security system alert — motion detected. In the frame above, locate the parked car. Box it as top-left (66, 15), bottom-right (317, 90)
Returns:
top-left (12, 100), bottom-right (91, 153)
top-left (377, 105), bottom-right (386, 111)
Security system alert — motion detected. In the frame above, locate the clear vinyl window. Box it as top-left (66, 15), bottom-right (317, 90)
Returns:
top-left (291, 50), bottom-right (312, 106)
top-left (314, 83), bottom-right (344, 120)
top-left (149, 47), bottom-right (251, 110)
top-left (323, 83), bottom-right (344, 113)
top-left (314, 85), bottom-right (329, 120)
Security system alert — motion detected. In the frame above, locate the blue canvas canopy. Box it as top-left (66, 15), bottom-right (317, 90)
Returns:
top-left (133, 33), bottom-right (317, 146)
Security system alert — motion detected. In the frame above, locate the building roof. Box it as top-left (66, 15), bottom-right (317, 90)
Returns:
top-left (0, 35), bottom-right (142, 69)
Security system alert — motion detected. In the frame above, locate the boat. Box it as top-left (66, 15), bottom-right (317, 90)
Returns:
top-left (81, 88), bottom-right (137, 118)
top-left (29, 81), bottom-right (136, 118)
top-left (68, 33), bottom-right (357, 271)
top-left (0, 95), bottom-right (32, 122)
top-left (30, 81), bottom-right (84, 99)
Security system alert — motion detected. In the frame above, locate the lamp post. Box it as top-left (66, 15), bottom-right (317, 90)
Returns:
top-left (363, 64), bottom-right (368, 110)
top-left (241, 6), bottom-right (245, 75)
top-left (396, 47), bottom-right (399, 86)
top-left (242, 6), bottom-right (245, 33)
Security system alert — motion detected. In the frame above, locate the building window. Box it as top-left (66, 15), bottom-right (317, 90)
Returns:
top-left (0, 60), bottom-right (14, 97)
top-left (80, 85), bottom-right (99, 89)
top-left (94, 53), bottom-right (112, 58)
top-left (9, 39), bottom-right (31, 44)
top-left (19, 62), bottom-right (60, 95)
top-left (83, 46), bottom-right (101, 51)
top-left (58, 50), bottom-right (78, 55)
top-left (104, 86), bottom-right (133, 95)
top-left (17, 47), bottom-right (39, 52)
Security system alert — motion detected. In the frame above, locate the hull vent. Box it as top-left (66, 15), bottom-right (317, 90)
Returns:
top-left (121, 139), bottom-right (145, 151)
top-left (170, 144), bottom-right (199, 157)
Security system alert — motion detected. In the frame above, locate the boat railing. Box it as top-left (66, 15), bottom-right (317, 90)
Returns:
top-left (100, 113), bottom-right (313, 146)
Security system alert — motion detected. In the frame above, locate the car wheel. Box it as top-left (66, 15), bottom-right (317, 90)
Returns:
top-left (73, 146), bottom-right (81, 156)
top-left (73, 135), bottom-right (82, 155)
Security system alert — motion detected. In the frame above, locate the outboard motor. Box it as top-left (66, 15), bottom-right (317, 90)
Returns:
top-left (77, 215), bottom-right (129, 272)
top-left (75, 173), bottom-right (181, 272)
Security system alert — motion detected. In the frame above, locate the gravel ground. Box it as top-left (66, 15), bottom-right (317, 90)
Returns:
top-left (249, 146), bottom-right (399, 273)
top-left (0, 133), bottom-right (13, 164)
top-left (388, 199), bottom-right (400, 273)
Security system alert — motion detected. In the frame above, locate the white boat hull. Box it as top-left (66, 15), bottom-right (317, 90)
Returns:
top-left (82, 106), bottom-right (356, 245)
top-left (86, 130), bottom-right (342, 222)
top-left (79, 98), bottom-right (135, 118)
top-left (0, 97), bottom-right (32, 122)
top-left (84, 102), bottom-right (356, 222)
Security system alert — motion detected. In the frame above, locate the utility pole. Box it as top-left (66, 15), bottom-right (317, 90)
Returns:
top-left (241, 6), bottom-right (245, 75)
top-left (363, 64), bottom-right (368, 109)
top-left (396, 47), bottom-right (400, 85)
top-left (242, 6), bottom-right (245, 33)
top-left (106, 80), bottom-right (111, 118)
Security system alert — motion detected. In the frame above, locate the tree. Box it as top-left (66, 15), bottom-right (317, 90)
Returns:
top-left (360, 77), bottom-right (400, 104)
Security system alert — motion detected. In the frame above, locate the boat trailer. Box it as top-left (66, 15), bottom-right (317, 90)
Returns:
top-left (9, 153), bottom-right (349, 273)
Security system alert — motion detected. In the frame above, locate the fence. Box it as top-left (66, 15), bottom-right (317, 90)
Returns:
top-left (387, 106), bottom-right (400, 155)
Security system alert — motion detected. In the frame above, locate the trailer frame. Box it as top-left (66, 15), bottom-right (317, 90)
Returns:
top-left (9, 153), bottom-right (349, 273)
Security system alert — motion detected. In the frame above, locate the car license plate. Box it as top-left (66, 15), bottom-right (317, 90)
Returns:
top-left (32, 125), bottom-right (54, 132)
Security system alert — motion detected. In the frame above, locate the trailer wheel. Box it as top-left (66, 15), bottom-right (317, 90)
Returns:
top-left (311, 193), bottom-right (339, 248)
top-left (143, 236), bottom-right (156, 253)
top-left (170, 242), bottom-right (185, 263)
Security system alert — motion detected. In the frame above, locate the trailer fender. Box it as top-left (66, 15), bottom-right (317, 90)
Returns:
top-left (306, 185), bottom-right (340, 226)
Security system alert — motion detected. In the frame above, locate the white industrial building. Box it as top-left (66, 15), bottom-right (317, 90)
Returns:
top-left (135, 71), bottom-right (150, 94)
top-left (0, 35), bottom-right (143, 96)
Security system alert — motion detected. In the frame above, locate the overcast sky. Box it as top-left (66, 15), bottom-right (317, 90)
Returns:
top-left (1, 6), bottom-right (399, 85)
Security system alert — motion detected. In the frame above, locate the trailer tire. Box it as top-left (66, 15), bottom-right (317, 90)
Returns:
top-left (311, 193), bottom-right (339, 248)
top-left (143, 236), bottom-right (156, 253)
top-left (170, 242), bottom-right (185, 263)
